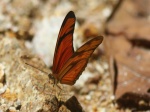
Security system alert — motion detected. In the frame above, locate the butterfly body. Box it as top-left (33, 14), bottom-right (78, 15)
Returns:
top-left (51, 11), bottom-right (103, 85)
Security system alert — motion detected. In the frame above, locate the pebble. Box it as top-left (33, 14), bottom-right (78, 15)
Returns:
top-left (0, 85), bottom-right (7, 94)
top-left (0, 64), bottom-right (5, 83)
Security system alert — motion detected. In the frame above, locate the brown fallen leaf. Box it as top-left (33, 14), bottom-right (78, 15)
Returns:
top-left (106, 36), bottom-right (150, 110)
top-left (105, 0), bottom-right (150, 110)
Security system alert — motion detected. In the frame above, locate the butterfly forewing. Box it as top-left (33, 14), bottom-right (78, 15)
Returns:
top-left (52, 11), bottom-right (76, 74)
top-left (57, 36), bottom-right (103, 85)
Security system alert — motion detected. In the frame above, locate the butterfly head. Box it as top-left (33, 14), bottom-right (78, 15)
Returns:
top-left (49, 73), bottom-right (60, 85)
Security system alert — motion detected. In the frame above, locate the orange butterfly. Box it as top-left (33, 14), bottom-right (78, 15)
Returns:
top-left (51, 11), bottom-right (103, 85)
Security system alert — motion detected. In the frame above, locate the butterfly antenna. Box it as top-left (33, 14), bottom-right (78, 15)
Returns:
top-left (24, 62), bottom-right (49, 75)
top-left (56, 84), bottom-right (62, 90)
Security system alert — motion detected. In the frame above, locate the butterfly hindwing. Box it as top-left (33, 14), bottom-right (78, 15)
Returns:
top-left (57, 36), bottom-right (103, 85)
top-left (52, 11), bottom-right (76, 74)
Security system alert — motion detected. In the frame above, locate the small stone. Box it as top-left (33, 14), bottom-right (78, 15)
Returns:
top-left (85, 95), bottom-right (91, 100)
top-left (0, 85), bottom-right (7, 94)
top-left (9, 107), bottom-right (16, 111)
top-left (0, 64), bottom-right (5, 83)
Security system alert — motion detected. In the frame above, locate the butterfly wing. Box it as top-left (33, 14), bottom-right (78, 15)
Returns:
top-left (52, 11), bottom-right (76, 74)
top-left (57, 36), bottom-right (103, 85)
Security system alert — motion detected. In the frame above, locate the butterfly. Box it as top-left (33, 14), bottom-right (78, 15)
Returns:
top-left (51, 11), bottom-right (103, 85)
